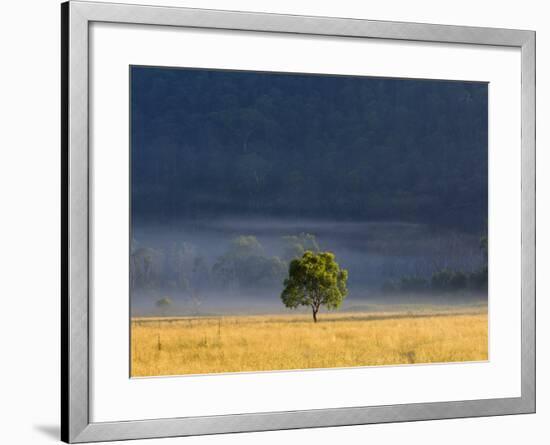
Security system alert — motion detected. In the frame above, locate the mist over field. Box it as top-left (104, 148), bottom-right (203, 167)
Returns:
top-left (130, 218), bottom-right (486, 316)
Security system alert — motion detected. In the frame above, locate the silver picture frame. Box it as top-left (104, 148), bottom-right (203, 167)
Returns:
top-left (61, 1), bottom-right (536, 442)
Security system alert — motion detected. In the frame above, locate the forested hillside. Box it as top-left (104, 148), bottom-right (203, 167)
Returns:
top-left (131, 67), bottom-right (488, 232)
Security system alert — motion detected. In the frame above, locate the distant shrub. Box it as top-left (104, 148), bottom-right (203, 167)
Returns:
top-left (469, 265), bottom-right (488, 291)
top-left (431, 269), bottom-right (468, 292)
top-left (399, 275), bottom-right (429, 293)
top-left (384, 266), bottom-right (483, 296)
top-left (449, 270), bottom-right (467, 290)
top-left (156, 297), bottom-right (173, 308)
top-left (155, 297), bottom-right (173, 316)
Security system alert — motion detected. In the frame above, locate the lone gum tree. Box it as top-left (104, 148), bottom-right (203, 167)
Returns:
top-left (281, 251), bottom-right (348, 322)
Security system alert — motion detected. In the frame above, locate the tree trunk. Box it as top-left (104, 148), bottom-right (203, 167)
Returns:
top-left (312, 306), bottom-right (318, 323)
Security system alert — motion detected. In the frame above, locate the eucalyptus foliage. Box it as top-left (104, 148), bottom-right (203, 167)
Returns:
top-left (281, 251), bottom-right (348, 322)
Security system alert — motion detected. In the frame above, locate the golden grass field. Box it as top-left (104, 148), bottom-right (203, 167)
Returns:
top-left (131, 306), bottom-right (488, 377)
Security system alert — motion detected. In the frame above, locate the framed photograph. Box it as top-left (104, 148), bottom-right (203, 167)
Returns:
top-left (61, 1), bottom-right (535, 442)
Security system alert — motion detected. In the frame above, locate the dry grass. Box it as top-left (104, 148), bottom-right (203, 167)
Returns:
top-left (131, 307), bottom-right (488, 377)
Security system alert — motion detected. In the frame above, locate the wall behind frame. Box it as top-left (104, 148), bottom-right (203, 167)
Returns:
top-left (0, 0), bottom-right (546, 444)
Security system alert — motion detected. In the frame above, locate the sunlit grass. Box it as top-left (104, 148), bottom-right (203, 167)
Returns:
top-left (131, 306), bottom-right (488, 377)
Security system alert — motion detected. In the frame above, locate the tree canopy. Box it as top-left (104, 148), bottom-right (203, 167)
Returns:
top-left (281, 232), bottom-right (320, 261)
top-left (212, 235), bottom-right (286, 290)
top-left (281, 251), bottom-right (348, 322)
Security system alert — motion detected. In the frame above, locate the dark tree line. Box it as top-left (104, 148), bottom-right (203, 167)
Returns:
top-left (131, 67), bottom-right (488, 233)
top-left (381, 235), bottom-right (488, 295)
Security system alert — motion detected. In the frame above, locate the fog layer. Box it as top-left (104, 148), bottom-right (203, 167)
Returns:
top-left (130, 219), bottom-right (486, 316)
